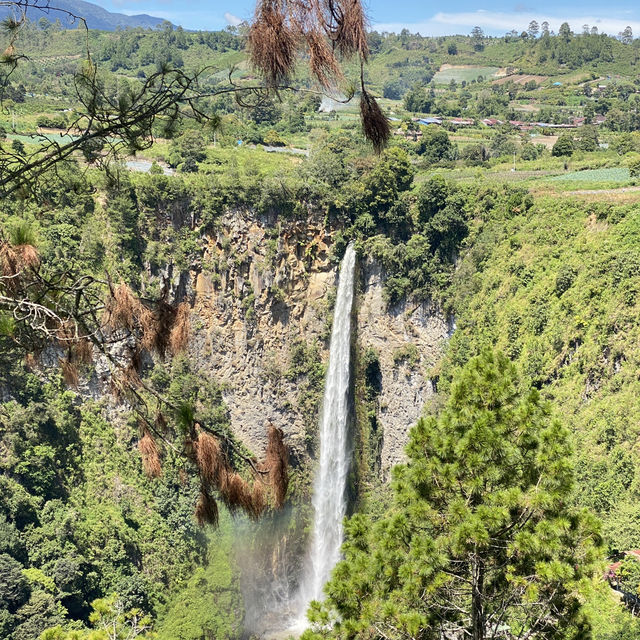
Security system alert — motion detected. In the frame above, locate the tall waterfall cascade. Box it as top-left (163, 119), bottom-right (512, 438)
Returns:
top-left (295, 242), bottom-right (356, 621)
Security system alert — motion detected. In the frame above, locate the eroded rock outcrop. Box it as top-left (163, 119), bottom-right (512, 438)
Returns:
top-left (188, 210), bottom-right (449, 475)
top-left (358, 260), bottom-right (449, 477)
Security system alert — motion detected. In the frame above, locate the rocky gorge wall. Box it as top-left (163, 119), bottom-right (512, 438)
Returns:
top-left (187, 210), bottom-right (450, 477)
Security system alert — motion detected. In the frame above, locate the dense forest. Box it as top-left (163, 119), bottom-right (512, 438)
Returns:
top-left (3, 3), bottom-right (640, 639)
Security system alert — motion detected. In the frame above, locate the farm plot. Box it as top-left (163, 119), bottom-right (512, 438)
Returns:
top-left (493, 74), bottom-right (548, 85)
top-left (547, 168), bottom-right (631, 183)
top-left (433, 64), bottom-right (500, 84)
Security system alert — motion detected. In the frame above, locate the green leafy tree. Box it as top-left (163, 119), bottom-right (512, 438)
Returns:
top-left (629, 157), bottom-right (640, 179)
top-left (0, 554), bottom-right (30, 612)
top-left (520, 142), bottom-right (539, 161)
top-left (303, 351), bottom-right (602, 640)
top-left (552, 134), bottom-right (575, 157)
top-left (578, 125), bottom-right (599, 152)
top-left (471, 26), bottom-right (485, 51)
top-left (613, 133), bottom-right (635, 155)
top-left (263, 129), bottom-right (286, 147)
top-left (41, 594), bottom-right (153, 640)
top-left (10, 139), bottom-right (25, 155)
top-left (168, 131), bottom-right (208, 170)
top-left (620, 26), bottom-right (633, 45)
top-left (403, 84), bottom-right (433, 113)
top-left (559, 22), bottom-right (573, 41)
top-left (383, 81), bottom-right (402, 100)
top-left (462, 143), bottom-right (489, 165)
top-left (618, 556), bottom-right (640, 597)
top-left (416, 127), bottom-right (453, 164)
top-left (88, 595), bottom-right (153, 640)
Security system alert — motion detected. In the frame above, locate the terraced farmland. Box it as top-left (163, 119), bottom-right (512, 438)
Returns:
top-left (433, 64), bottom-right (501, 84)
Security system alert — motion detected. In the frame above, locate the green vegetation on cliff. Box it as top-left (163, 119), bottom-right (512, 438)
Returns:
top-left (442, 195), bottom-right (640, 553)
top-left (5, 8), bottom-right (640, 638)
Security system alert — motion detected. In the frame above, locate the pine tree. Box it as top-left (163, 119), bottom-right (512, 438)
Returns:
top-left (303, 350), bottom-right (602, 640)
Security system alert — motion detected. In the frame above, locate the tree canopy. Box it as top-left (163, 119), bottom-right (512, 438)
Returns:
top-left (303, 350), bottom-right (602, 640)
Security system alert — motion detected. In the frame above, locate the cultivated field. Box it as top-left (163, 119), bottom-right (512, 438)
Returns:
top-left (433, 64), bottom-right (501, 84)
top-left (493, 74), bottom-right (548, 85)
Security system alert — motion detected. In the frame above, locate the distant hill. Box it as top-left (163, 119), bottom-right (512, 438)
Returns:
top-left (0, 0), bottom-right (171, 31)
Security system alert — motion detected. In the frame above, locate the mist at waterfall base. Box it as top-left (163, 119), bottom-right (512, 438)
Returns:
top-left (237, 243), bottom-right (357, 638)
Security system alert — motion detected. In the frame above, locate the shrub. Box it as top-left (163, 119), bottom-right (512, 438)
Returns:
top-left (392, 343), bottom-right (420, 368)
top-left (629, 157), bottom-right (640, 178)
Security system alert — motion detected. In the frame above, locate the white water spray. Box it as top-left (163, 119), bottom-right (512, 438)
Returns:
top-left (295, 242), bottom-right (356, 621)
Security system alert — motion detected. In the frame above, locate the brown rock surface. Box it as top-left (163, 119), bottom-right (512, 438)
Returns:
top-left (189, 211), bottom-right (449, 476)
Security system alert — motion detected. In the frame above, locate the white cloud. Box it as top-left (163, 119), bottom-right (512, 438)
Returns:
top-left (224, 11), bottom-right (242, 26)
top-left (373, 11), bottom-right (640, 36)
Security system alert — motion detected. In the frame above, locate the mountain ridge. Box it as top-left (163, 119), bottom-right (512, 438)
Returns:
top-left (1, 0), bottom-right (171, 31)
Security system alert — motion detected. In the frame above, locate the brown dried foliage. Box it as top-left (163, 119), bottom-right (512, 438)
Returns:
top-left (266, 426), bottom-right (289, 508)
top-left (195, 430), bottom-right (225, 485)
top-left (247, 1), bottom-right (389, 151)
top-left (155, 411), bottom-right (168, 432)
top-left (104, 283), bottom-right (145, 331)
top-left (333, 0), bottom-right (369, 61)
top-left (55, 320), bottom-right (75, 343)
top-left (139, 305), bottom-right (163, 353)
top-left (360, 90), bottom-right (391, 153)
top-left (249, 0), bottom-right (369, 87)
top-left (169, 302), bottom-right (190, 354)
top-left (139, 430), bottom-right (162, 478)
top-left (195, 489), bottom-right (219, 527)
top-left (72, 339), bottom-right (94, 365)
top-left (220, 472), bottom-right (251, 513)
top-left (249, 0), bottom-right (297, 88)
top-left (60, 358), bottom-right (79, 388)
top-left (120, 362), bottom-right (142, 388)
top-left (16, 244), bottom-right (40, 270)
top-left (306, 29), bottom-right (342, 89)
top-left (0, 243), bottom-right (19, 279)
top-left (0, 242), bottom-right (40, 282)
top-left (248, 482), bottom-right (266, 520)
top-left (218, 472), bottom-right (265, 519)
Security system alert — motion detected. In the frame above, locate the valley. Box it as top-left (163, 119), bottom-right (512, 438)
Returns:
top-left (2, 7), bottom-right (640, 640)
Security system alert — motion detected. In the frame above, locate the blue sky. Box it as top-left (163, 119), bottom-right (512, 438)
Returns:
top-left (101, 0), bottom-right (640, 36)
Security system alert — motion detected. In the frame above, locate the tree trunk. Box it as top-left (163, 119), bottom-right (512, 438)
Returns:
top-left (471, 555), bottom-right (485, 640)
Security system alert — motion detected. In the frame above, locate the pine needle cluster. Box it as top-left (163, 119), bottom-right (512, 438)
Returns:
top-left (103, 283), bottom-right (191, 361)
top-left (0, 237), bottom-right (40, 284)
top-left (248, 0), bottom-right (390, 151)
top-left (138, 420), bottom-right (289, 527)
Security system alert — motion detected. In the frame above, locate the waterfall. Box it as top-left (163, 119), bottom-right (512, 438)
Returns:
top-left (295, 242), bottom-right (356, 621)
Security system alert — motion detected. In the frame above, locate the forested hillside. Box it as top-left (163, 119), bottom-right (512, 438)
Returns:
top-left (3, 8), bottom-right (640, 640)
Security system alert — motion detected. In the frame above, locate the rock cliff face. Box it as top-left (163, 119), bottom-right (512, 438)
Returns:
top-left (357, 260), bottom-right (449, 477)
top-left (188, 210), bottom-right (449, 475)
